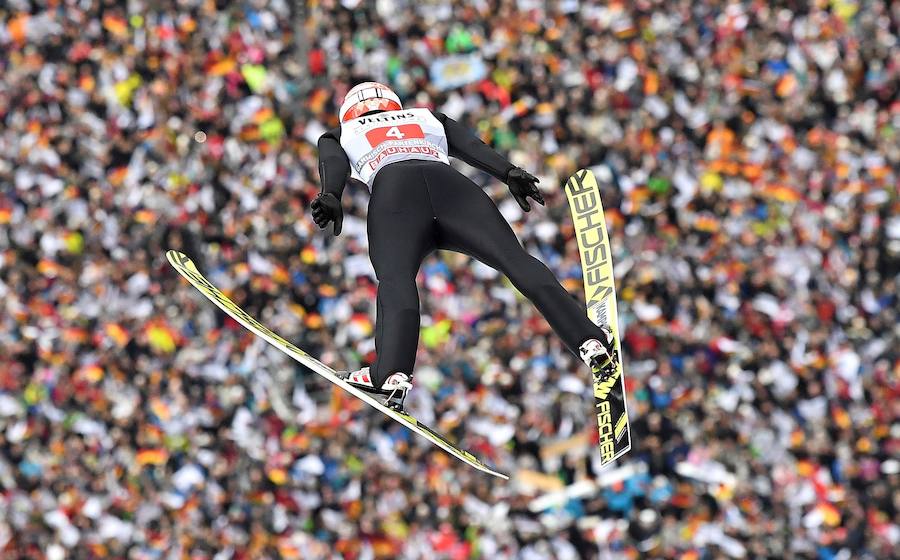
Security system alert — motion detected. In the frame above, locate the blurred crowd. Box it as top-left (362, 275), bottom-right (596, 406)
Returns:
top-left (1, 0), bottom-right (899, 558)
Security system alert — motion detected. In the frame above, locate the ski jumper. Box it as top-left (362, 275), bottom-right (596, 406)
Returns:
top-left (317, 109), bottom-right (606, 388)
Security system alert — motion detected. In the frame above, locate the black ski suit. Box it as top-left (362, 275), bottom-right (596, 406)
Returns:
top-left (317, 111), bottom-right (604, 388)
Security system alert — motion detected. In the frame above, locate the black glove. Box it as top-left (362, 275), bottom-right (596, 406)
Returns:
top-left (310, 192), bottom-right (343, 236)
top-left (506, 167), bottom-right (544, 212)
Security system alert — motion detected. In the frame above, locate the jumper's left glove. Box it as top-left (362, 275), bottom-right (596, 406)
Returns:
top-left (506, 167), bottom-right (544, 212)
top-left (310, 192), bottom-right (343, 236)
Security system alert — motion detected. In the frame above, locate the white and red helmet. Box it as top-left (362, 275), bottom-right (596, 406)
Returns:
top-left (339, 82), bottom-right (402, 123)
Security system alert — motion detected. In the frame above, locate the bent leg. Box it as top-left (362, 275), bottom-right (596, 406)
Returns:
top-left (427, 166), bottom-right (603, 356)
top-left (367, 164), bottom-right (435, 386)
top-left (370, 274), bottom-right (421, 386)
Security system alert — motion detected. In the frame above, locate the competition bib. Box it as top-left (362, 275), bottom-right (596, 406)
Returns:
top-left (339, 108), bottom-right (450, 188)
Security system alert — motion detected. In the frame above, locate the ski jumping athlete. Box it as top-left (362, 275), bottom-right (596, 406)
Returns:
top-left (311, 82), bottom-right (617, 410)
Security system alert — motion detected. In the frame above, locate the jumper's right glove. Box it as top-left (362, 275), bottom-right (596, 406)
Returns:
top-left (506, 167), bottom-right (544, 212)
top-left (310, 192), bottom-right (343, 236)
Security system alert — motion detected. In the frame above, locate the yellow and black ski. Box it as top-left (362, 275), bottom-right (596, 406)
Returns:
top-left (166, 250), bottom-right (508, 479)
top-left (564, 169), bottom-right (631, 466)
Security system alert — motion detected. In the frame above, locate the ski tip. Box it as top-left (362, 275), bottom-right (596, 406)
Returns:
top-left (166, 250), bottom-right (192, 269)
top-left (564, 168), bottom-right (593, 194)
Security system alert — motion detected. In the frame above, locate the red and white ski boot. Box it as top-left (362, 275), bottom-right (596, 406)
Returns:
top-left (338, 367), bottom-right (412, 410)
top-left (579, 326), bottom-right (619, 381)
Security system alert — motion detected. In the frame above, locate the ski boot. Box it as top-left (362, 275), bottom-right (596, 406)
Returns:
top-left (338, 367), bottom-right (412, 410)
top-left (579, 326), bottom-right (619, 382)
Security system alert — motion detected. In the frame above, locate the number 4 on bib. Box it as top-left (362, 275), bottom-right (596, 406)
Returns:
top-left (365, 124), bottom-right (424, 147)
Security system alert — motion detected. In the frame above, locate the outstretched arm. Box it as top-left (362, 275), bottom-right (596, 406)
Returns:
top-left (434, 111), bottom-right (515, 183)
top-left (312, 128), bottom-right (350, 235)
top-left (434, 111), bottom-right (543, 211)
top-left (317, 128), bottom-right (351, 200)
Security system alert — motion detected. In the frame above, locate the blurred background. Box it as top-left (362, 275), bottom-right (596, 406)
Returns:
top-left (1, 1), bottom-right (898, 558)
